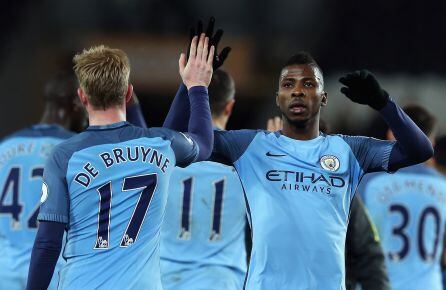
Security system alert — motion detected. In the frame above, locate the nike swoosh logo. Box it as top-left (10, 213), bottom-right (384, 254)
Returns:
top-left (266, 151), bottom-right (287, 157)
top-left (179, 132), bottom-right (194, 145)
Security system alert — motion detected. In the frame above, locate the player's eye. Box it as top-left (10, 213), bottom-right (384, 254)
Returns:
top-left (304, 81), bottom-right (315, 88)
top-left (282, 82), bottom-right (293, 88)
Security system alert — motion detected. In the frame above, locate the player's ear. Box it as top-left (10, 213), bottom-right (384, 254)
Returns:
top-left (77, 88), bottom-right (88, 106)
top-left (224, 99), bottom-right (235, 117)
top-left (275, 91), bottom-right (279, 107)
top-left (125, 84), bottom-right (133, 104)
top-left (321, 91), bottom-right (328, 107)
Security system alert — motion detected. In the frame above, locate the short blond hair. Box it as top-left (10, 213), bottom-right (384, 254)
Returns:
top-left (73, 45), bottom-right (130, 110)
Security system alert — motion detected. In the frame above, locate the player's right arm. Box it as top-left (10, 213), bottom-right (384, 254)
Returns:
top-left (175, 33), bottom-right (215, 162)
top-left (26, 148), bottom-right (69, 290)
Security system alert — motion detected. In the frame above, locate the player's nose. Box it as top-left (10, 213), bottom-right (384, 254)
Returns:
top-left (291, 89), bottom-right (305, 98)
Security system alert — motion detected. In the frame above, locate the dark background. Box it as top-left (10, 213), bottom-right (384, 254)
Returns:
top-left (1, 0), bottom-right (445, 138)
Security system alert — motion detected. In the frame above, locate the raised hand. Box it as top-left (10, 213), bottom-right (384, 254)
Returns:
top-left (339, 70), bottom-right (389, 110)
top-left (188, 17), bottom-right (231, 70)
top-left (179, 33), bottom-right (215, 90)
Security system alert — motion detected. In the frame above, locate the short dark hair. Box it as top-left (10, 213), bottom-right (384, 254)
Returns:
top-left (44, 71), bottom-right (78, 106)
top-left (402, 104), bottom-right (436, 137)
top-left (284, 51), bottom-right (321, 70)
top-left (208, 69), bottom-right (235, 116)
top-left (283, 51), bottom-right (324, 83)
top-left (434, 135), bottom-right (446, 168)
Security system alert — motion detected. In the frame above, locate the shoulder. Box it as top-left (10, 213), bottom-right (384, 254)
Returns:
top-left (146, 127), bottom-right (186, 141)
top-left (215, 128), bottom-right (267, 151)
top-left (333, 134), bottom-right (375, 144)
top-left (45, 125), bottom-right (75, 139)
top-left (215, 129), bottom-right (267, 143)
top-left (1, 125), bottom-right (74, 144)
top-left (334, 134), bottom-right (395, 148)
top-left (54, 125), bottom-right (182, 158)
top-left (216, 128), bottom-right (265, 135)
top-left (116, 125), bottom-right (184, 144)
top-left (49, 134), bottom-right (87, 166)
top-left (0, 127), bottom-right (36, 143)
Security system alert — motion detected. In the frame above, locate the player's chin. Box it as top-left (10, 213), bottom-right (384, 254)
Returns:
top-left (286, 112), bottom-right (310, 123)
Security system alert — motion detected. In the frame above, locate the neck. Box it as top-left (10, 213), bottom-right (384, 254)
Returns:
top-left (88, 106), bottom-right (126, 126)
top-left (425, 158), bottom-right (435, 168)
top-left (212, 116), bottom-right (227, 130)
top-left (281, 116), bottom-right (320, 140)
top-left (40, 106), bottom-right (71, 129)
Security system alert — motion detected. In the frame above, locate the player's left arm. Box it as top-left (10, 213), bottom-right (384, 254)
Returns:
top-left (27, 221), bottom-right (65, 290)
top-left (340, 70), bottom-right (433, 172)
top-left (27, 147), bottom-right (70, 290)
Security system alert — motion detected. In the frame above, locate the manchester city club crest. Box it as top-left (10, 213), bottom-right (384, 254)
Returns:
top-left (320, 155), bottom-right (340, 172)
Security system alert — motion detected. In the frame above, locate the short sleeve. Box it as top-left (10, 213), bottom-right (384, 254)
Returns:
top-left (37, 149), bottom-right (69, 224)
top-left (341, 135), bottom-right (396, 173)
top-left (212, 129), bottom-right (259, 164)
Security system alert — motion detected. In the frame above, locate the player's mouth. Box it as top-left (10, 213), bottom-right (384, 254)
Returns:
top-left (288, 102), bottom-right (307, 114)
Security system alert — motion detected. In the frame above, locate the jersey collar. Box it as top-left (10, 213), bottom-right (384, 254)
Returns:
top-left (275, 131), bottom-right (325, 148)
top-left (31, 124), bottom-right (64, 131)
top-left (87, 121), bottom-right (130, 131)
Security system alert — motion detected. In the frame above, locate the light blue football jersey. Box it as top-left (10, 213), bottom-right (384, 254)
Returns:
top-left (160, 161), bottom-right (247, 290)
top-left (38, 121), bottom-right (200, 290)
top-left (212, 130), bottom-right (395, 290)
top-left (0, 124), bottom-right (73, 290)
top-left (360, 164), bottom-right (446, 290)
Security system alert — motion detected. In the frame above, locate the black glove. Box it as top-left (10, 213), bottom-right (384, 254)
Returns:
top-left (187, 17), bottom-right (231, 70)
top-left (339, 70), bottom-right (389, 110)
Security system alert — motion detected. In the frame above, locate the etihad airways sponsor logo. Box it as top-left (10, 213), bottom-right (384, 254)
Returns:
top-left (266, 169), bottom-right (346, 188)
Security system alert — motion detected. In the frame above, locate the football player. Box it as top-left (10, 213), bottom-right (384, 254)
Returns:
top-left (164, 52), bottom-right (433, 289)
top-left (359, 105), bottom-right (446, 290)
top-left (26, 35), bottom-right (214, 290)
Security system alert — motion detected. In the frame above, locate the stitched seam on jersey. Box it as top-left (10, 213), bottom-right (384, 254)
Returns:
top-left (381, 142), bottom-right (395, 172)
top-left (336, 135), bottom-right (365, 201)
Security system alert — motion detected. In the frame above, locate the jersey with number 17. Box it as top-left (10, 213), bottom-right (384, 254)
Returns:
top-left (360, 164), bottom-right (446, 290)
top-left (38, 121), bottom-right (200, 290)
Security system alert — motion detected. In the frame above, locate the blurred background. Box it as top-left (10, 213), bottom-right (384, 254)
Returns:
top-left (1, 0), bottom-right (445, 138)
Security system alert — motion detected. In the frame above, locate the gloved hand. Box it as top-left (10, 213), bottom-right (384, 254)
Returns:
top-left (339, 70), bottom-right (389, 110)
top-left (187, 17), bottom-right (231, 70)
